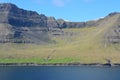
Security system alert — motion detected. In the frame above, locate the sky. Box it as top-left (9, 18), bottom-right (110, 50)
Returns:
top-left (0, 0), bottom-right (120, 22)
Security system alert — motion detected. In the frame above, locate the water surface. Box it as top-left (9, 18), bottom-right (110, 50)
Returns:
top-left (0, 66), bottom-right (120, 80)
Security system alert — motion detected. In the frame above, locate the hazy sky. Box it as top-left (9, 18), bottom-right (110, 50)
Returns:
top-left (0, 0), bottom-right (120, 22)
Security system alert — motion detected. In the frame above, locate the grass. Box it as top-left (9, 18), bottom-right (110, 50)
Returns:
top-left (0, 27), bottom-right (119, 64)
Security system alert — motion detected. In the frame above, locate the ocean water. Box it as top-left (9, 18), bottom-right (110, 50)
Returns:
top-left (0, 66), bottom-right (120, 80)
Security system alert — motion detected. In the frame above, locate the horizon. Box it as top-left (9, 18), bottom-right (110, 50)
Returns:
top-left (0, 0), bottom-right (120, 22)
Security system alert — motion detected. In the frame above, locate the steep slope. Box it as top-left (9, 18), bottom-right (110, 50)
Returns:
top-left (0, 3), bottom-right (47, 27)
top-left (43, 13), bottom-right (120, 63)
top-left (0, 3), bottom-right (49, 44)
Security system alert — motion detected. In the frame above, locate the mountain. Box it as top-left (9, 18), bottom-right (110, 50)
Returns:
top-left (0, 3), bottom-right (120, 45)
top-left (0, 3), bottom-right (120, 64)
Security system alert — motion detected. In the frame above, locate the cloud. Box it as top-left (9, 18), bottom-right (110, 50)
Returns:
top-left (52, 0), bottom-right (70, 7)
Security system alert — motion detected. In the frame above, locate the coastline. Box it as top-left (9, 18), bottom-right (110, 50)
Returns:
top-left (0, 63), bottom-right (120, 67)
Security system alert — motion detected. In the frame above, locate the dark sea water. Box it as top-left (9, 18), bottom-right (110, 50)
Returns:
top-left (0, 66), bottom-right (120, 80)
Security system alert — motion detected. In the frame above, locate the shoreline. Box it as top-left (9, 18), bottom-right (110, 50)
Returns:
top-left (0, 63), bottom-right (120, 67)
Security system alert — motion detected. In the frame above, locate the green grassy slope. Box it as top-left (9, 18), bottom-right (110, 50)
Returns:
top-left (0, 14), bottom-right (120, 64)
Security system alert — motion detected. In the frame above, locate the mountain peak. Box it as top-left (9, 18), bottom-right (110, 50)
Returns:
top-left (0, 3), bottom-right (16, 6)
top-left (108, 12), bottom-right (120, 17)
top-left (0, 3), bottom-right (18, 11)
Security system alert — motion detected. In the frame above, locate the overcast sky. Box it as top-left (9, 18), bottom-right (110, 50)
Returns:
top-left (0, 0), bottom-right (120, 22)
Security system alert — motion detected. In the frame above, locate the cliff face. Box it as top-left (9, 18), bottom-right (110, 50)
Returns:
top-left (0, 3), bottom-right (49, 44)
top-left (0, 3), bottom-right (48, 27)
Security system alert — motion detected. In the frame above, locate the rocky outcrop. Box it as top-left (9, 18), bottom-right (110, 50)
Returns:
top-left (47, 17), bottom-right (58, 29)
top-left (0, 3), bottom-right (48, 27)
top-left (103, 12), bottom-right (120, 44)
top-left (0, 3), bottom-right (49, 44)
top-left (65, 22), bottom-right (85, 28)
